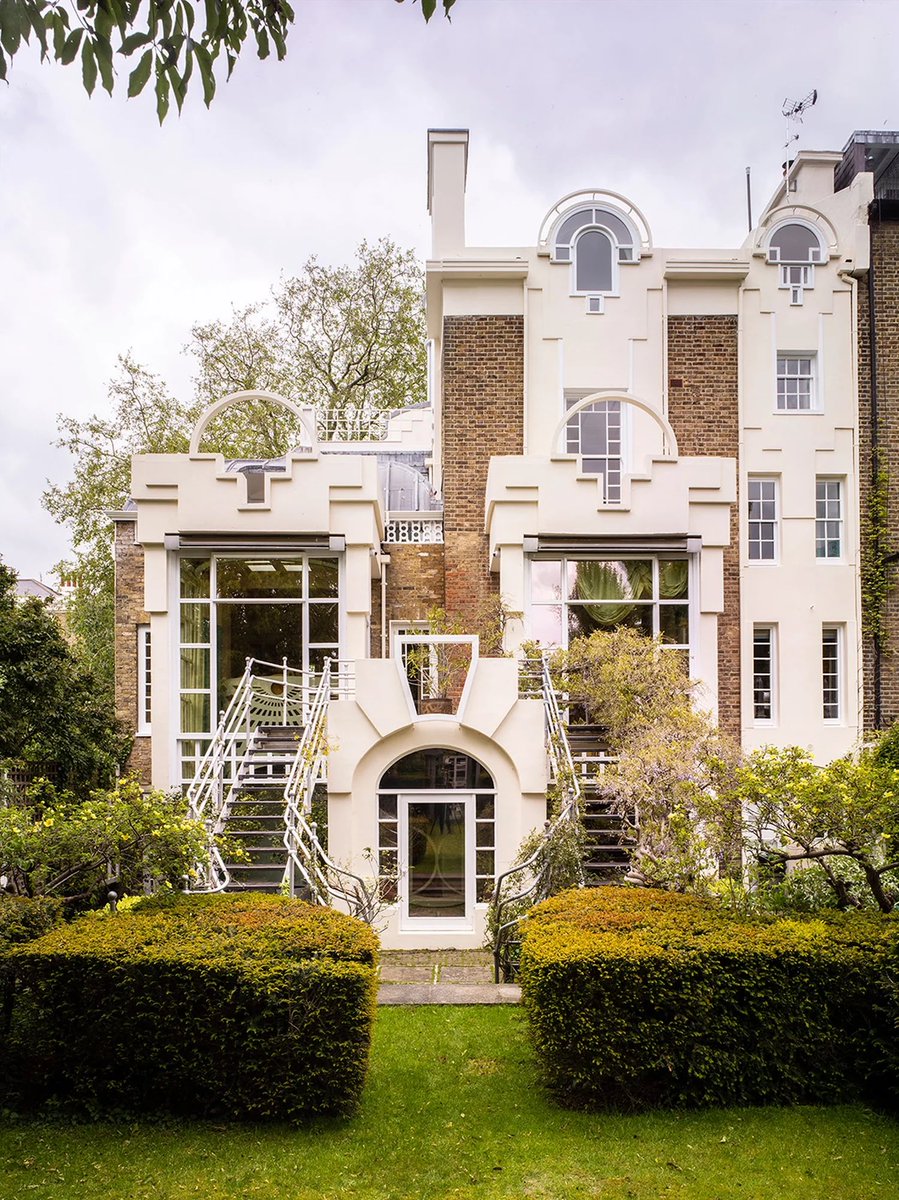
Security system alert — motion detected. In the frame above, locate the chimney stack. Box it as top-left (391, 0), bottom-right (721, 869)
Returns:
top-left (427, 128), bottom-right (469, 257)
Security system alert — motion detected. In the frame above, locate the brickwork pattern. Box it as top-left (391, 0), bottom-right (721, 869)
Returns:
top-left (666, 315), bottom-right (741, 739)
top-left (441, 316), bottom-right (524, 622)
top-left (114, 521), bottom-right (152, 783)
top-left (858, 218), bottom-right (899, 730)
top-left (370, 545), bottom-right (446, 656)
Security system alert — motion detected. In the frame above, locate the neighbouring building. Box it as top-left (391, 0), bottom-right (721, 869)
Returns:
top-left (112, 128), bottom-right (899, 948)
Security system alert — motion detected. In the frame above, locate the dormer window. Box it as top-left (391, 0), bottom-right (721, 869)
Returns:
top-left (551, 204), bottom-right (640, 313)
top-left (766, 221), bottom-right (826, 305)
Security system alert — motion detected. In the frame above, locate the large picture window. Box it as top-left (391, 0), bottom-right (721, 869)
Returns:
top-left (177, 554), bottom-right (340, 776)
top-left (529, 556), bottom-right (690, 654)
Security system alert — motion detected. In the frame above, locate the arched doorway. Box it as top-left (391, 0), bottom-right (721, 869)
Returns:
top-left (378, 749), bottom-right (496, 930)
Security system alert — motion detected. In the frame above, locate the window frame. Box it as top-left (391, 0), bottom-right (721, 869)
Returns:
top-left (174, 552), bottom-right (343, 785)
top-left (752, 624), bottom-right (777, 725)
top-left (526, 553), bottom-right (694, 669)
top-left (821, 625), bottom-right (843, 723)
top-left (550, 204), bottom-right (639, 313)
top-left (564, 392), bottom-right (624, 503)
top-left (570, 226), bottom-right (618, 299)
top-left (776, 353), bottom-right (817, 412)
top-left (137, 624), bottom-right (152, 735)
top-left (815, 478), bottom-right (843, 561)
top-left (747, 477), bottom-right (779, 564)
top-left (766, 220), bottom-right (826, 305)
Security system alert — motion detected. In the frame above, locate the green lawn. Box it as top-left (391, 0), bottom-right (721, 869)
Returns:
top-left (2, 1006), bottom-right (897, 1199)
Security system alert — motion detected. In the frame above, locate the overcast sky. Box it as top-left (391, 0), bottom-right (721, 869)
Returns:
top-left (1, 0), bottom-right (896, 581)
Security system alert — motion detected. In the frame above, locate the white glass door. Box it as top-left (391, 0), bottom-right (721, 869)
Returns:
top-left (399, 793), bottom-right (474, 929)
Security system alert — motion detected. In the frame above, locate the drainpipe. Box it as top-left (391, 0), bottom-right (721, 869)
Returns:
top-left (867, 209), bottom-right (882, 728)
top-left (379, 554), bottom-right (390, 659)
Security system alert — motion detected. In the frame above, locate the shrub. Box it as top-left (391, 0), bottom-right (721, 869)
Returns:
top-left (519, 886), bottom-right (899, 1111)
top-left (2, 892), bottom-right (378, 1120)
top-left (0, 895), bottom-right (66, 953)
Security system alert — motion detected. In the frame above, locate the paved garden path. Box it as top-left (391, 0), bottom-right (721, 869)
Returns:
top-left (378, 949), bottom-right (521, 1005)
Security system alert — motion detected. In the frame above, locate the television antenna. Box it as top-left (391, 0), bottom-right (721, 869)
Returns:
top-left (782, 89), bottom-right (818, 172)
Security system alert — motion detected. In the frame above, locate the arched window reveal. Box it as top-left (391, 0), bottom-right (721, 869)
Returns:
top-left (551, 203), bottom-right (639, 313)
top-left (766, 221), bottom-right (827, 305)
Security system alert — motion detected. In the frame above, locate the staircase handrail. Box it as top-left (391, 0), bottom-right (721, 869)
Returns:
top-left (185, 657), bottom-right (304, 892)
top-left (186, 658), bottom-right (255, 816)
top-left (282, 662), bottom-right (377, 919)
top-left (490, 652), bottom-right (584, 981)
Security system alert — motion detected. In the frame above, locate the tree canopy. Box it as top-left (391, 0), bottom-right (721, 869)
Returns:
top-left (0, 561), bottom-right (129, 791)
top-left (43, 238), bottom-right (426, 696)
top-left (0, 0), bottom-right (456, 121)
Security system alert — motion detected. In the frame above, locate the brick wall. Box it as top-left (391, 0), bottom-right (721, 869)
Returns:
top-left (441, 315), bottom-right (524, 624)
top-left (666, 315), bottom-right (741, 739)
top-left (858, 216), bottom-right (899, 730)
top-left (370, 544), bottom-right (446, 656)
top-left (114, 520), bottom-right (151, 783)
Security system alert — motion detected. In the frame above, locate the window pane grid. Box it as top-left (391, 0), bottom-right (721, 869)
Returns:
top-left (748, 479), bottom-right (778, 561)
top-left (822, 628), bottom-right (841, 720)
top-left (816, 479), bottom-right (842, 558)
top-left (752, 626), bottom-right (774, 722)
top-left (178, 554), bottom-right (340, 737)
top-left (776, 356), bottom-right (814, 411)
top-left (566, 397), bottom-right (622, 503)
top-left (530, 555), bottom-right (690, 652)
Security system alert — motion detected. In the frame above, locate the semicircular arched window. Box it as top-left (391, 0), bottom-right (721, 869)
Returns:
top-left (766, 221), bottom-right (826, 305)
top-left (551, 205), bottom-right (639, 313)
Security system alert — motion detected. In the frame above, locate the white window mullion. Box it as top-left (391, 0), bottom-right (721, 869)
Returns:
top-left (752, 625), bottom-right (776, 724)
top-left (137, 624), bottom-right (152, 734)
top-left (822, 626), bottom-right (842, 722)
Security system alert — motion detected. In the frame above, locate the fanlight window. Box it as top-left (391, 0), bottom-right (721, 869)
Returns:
top-left (553, 206), bottom-right (637, 263)
top-left (766, 222), bottom-right (824, 264)
top-left (766, 221), bottom-right (826, 306)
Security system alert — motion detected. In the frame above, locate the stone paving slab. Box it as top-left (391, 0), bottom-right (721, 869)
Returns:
top-left (378, 982), bottom-right (521, 1005)
top-left (379, 949), bottom-right (495, 986)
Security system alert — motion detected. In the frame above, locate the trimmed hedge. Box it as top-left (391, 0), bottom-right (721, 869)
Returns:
top-left (519, 887), bottom-right (899, 1111)
top-left (1, 892), bottom-right (378, 1120)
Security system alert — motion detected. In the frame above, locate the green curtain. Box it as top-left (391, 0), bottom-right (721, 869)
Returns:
top-left (573, 560), bottom-right (650, 624)
top-left (659, 560), bottom-right (689, 599)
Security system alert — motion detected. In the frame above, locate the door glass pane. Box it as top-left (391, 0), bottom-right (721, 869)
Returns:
top-left (216, 603), bottom-right (304, 712)
top-left (407, 802), bottom-right (466, 918)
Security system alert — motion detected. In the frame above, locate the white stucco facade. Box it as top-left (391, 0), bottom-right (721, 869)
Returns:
top-left (115, 128), bottom-right (886, 946)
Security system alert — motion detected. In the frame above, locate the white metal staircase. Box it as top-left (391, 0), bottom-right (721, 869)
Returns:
top-left (185, 656), bottom-right (375, 915)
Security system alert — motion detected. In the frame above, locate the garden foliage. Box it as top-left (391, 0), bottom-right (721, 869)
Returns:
top-left (1, 892), bottom-right (379, 1120)
top-left (0, 775), bottom-right (211, 902)
top-left (519, 886), bottom-right (898, 1111)
top-left (0, 895), bottom-right (65, 953)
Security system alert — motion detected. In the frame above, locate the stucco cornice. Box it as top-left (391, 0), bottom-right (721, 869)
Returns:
top-left (664, 259), bottom-right (749, 281)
